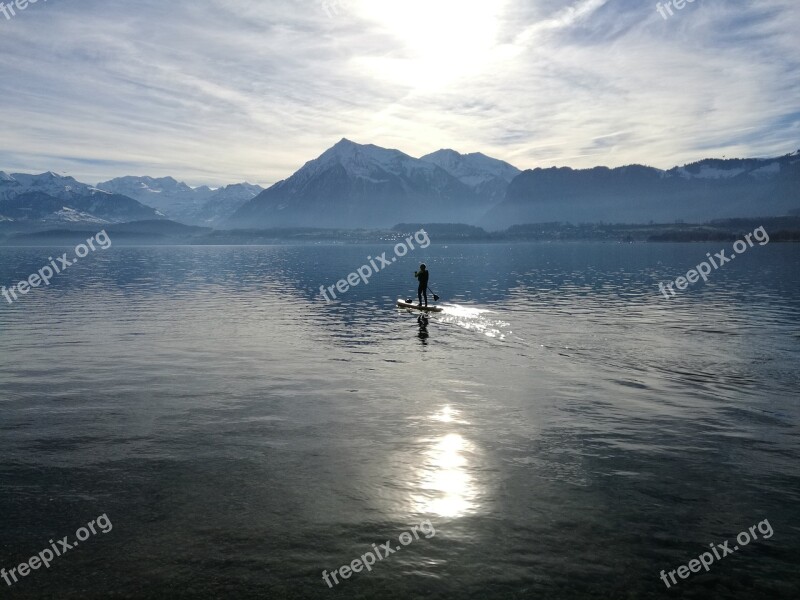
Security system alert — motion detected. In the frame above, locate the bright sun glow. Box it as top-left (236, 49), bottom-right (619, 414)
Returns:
top-left (414, 432), bottom-right (479, 518)
top-left (352, 0), bottom-right (506, 90)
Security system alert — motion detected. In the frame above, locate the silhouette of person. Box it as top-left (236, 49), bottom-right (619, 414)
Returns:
top-left (415, 264), bottom-right (429, 306)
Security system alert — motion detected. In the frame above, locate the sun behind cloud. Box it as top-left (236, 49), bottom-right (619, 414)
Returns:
top-left (352, 0), bottom-right (508, 90)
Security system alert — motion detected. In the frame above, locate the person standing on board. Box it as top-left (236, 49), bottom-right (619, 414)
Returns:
top-left (415, 264), bottom-right (430, 307)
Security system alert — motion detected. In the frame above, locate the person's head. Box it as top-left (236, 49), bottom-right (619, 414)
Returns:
top-left (419, 263), bottom-right (427, 271)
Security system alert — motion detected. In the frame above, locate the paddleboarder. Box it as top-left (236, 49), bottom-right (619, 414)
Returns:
top-left (415, 264), bottom-right (429, 307)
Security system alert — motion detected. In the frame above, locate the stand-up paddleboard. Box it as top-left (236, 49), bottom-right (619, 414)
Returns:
top-left (397, 299), bottom-right (444, 313)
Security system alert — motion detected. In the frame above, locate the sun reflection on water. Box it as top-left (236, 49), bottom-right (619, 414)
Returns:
top-left (414, 406), bottom-right (480, 518)
top-left (437, 305), bottom-right (511, 340)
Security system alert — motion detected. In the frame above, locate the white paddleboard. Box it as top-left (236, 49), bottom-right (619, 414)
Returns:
top-left (397, 299), bottom-right (444, 313)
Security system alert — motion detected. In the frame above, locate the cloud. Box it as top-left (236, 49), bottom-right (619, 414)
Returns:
top-left (0, 0), bottom-right (797, 186)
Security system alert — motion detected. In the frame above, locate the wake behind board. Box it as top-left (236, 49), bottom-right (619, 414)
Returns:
top-left (397, 299), bottom-right (444, 313)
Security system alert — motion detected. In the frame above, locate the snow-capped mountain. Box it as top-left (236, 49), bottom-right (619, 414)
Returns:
top-left (1, 171), bottom-right (99, 202)
top-left (665, 154), bottom-right (799, 180)
top-left (194, 183), bottom-right (264, 225)
top-left (96, 176), bottom-right (212, 219)
top-left (5, 146), bottom-right (798, 233)
top-left (97, 176), bottom-right (262, 224)
top-left (420, 149), bottom-right (520, 203)
top-left (230, 139), bottom-right (484, 228)
top-left (0, 172), bottom-right (163, 225)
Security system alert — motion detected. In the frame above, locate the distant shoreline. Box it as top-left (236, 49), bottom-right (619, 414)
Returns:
top-left (2, 217), bottom-right (800, 246)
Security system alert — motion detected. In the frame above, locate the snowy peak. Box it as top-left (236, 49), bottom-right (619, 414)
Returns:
top-left (664, 154), bottom-right (798, 181)
top-left (192, 182), bottom-right (265, 225)
top-left (288, 139), bottom-right (441, 189)
top-left (422, 149), bottom-right (460, 166)
top-left (0, 171), bottom-right (97, 202)
top-left (95, 176), bottom-right (265, 225)
top-left (318, 138), bottom-right (429, 174)
top-left (332, 137), bottom-right (358, 151)
top-left (96, 176), bottom-right (212, 218)
top-left (320, 137), bottom-right (366, 163)
top-left (303, 140), bottom-right (519, 195)
top-left (231, 139), bottom-right (485, 228)
top-left (97, 175), bottom-right (195, 197)
top-left (422, 148), bottom-right (520, 183)
top-left (421, 148), bottom-right (521, 203)
top-left (0, 172), bottom-right (163, 225)
top-left (215, 182), bottom-right (263, 196)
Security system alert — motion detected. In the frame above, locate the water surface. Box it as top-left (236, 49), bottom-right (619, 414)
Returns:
top-left (1, 242), bottom-right (799, 599)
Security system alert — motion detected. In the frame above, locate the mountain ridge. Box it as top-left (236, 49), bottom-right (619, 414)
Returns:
top-left (420, 148), bottom-right (521, 203)
top-left (229, 138), bottom-right (490, 229)
top-left (96, 176), bottom-right (263, 225)
top-left (482, 151), bottom-right (800, 229)
top-left (0, 172), bottom-right (163, 226)
top-left (4, 144), bottom-right (798, 231)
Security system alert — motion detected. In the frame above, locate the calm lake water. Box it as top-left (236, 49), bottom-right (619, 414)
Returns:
top-left (1, 242), bottom-right (799, 599)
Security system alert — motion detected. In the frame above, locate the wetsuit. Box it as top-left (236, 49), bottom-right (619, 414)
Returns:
top-left (416, 269), bottom-right (429, 306)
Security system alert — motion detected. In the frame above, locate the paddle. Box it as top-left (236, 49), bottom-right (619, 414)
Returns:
top-left (405, 287), bottom-right (439, 304)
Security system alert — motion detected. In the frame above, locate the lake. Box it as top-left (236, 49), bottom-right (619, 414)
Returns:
top-left (1, 241), bottom-right (799, 599)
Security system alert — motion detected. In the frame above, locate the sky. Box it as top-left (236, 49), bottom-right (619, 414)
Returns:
top-left (0, 0), bottom-right (798, 187)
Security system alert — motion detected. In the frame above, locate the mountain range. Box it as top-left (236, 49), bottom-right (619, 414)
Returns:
top-left (230, 140), bottom-right (800, 230)
top-left (0, 171), bottom-right (262, 230)
top-left (483, 152), bottom-right (800, 229)
top-left (0, 171), bottom-right (162, 225)
top-left (229, 139), bottom-right (516, 229)
top-left (2, 141), bottom-right (799, 233)
top-left (96, 176), bottom-right (263, 225)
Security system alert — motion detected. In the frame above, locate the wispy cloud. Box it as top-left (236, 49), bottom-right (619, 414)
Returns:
top-left (0, 0), bottom-right (797, 185)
